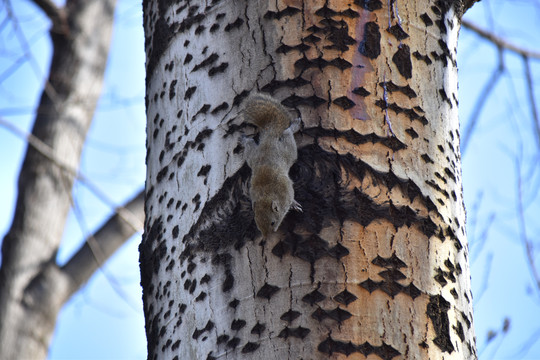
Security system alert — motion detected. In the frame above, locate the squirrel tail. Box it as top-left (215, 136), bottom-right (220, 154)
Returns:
top-left (243, 93), bottom-right (292, 135)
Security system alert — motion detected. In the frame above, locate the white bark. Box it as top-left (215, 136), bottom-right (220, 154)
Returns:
top-left (142, 0), bottom-right (476, 359)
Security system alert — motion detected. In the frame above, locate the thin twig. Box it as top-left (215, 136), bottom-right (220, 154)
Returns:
top-left (523, 55), bottom-right (540, 148)
top-left (462, 19), bottom-right (540, 60)
top-left (515, 152), bottom-right (540, 296)
top-left (461, 46), bottom-right (504, 155)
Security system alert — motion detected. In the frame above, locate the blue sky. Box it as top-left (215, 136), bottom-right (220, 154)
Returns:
top-left (1, 0), bottom-right (540, 359)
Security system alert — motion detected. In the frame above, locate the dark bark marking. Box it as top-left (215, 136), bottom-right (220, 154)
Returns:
top-left (453, 321), bottom-right (465, 341)
top-left (420, 13), bottom-right (433, 26)
top-left (325, 26), bottom-right (357, 52)
top-left (405, 128), bottom-right (419, 139)
top-left (176, 11), bottom-right (206, 34)
top-left (229, 299), bottom-right (239, 308)
top-left (303, 34), bottom-right (321, 43)
top-left (333, 96), bottom-right (356, 110)
top-left (360, 254), bottom-right (421, 299)
top-left (192, 53), bottom-right (219, 72)
top-left (256, 283), bottom-right (279, 299)
top-left (222, 270), bottom-right (234, 292)
top-left (392, 44), bottom-right (412, 79)
top-left (192, 320), bottom-right (215, 340)
top-left (374, 100), bottom-right (428, 125)
top-left (341, 8), bottom-right (360, 18)
top-left (372, 253), bottom-right (407, 268)
top-left (211, 102), bottom-right (229, 114)
top-left (282, 94), bottom-right (326, 108)
top-left (358, 22), bottom-right (381, 59)
top-left (312, 307), bottom-right (352, 323)
top-left (413, 51), bottom-right (433, 65)
top-left (264, 7), bottom-right (301, 20)
top-left (231, 319), bottom-right (246, 330)
top-left (460, 311), bottom-right (472, 329)
top-left (224, 17), bottom-right (244, 32)
top-left (260, 76), bottom-right (310, 93)
top-left (318, 336), bottom-right (400, 359)
top-left (387, 24), bottom-right (409, 41)
top-left (294, 56), bottom-right (352, 71)
top-left (217, 334), bottom-right (229, 344)
top-left (333, 290), bottom-right (357, 305)
top-left (352, 87), bottom-right (370, 97)
top-left (439, 88), bottom-right (452, 106)
top-left (208, 62), bottom-right (229, 76)
top-left (146, 17), bottom-right (173, 81)
top-left (156, 166), bottom-right (169, 182)
top-left (195, 25), bottom-right (205, 35)
top-left (251, 322), bottom-right (266, 335)
top-left (421, 154), bottom-right (434, 164)
top-left (184, 86), bottom-right (196, 100)
top-left (427, 295), bottom-right (454, 353)
top-left (168, 80), bottom-right (177, 100)
top-left (278, 326), bottom-right (310, 339)
top-left (241, 342), bottom-right (260, 353)
top-left (315, 5), bottom-right (338, 17)
top-left (280, 310), bottom-right (301, 323)
top-left (379, 81), bottom-right (417, 98)
top-left (354, 0), bottom-right (383, 11)
top-left (195, 292), bottom-right (207, 301)
top-left (227, 337), bottom-right (240, 349)
top-left (302, 289), bottom-right (326, 305)
top-left (184, 53), bottom-right (193, 64)
top-left (436, 19), bottom-right (447, 35)
top-left (276, 43), bottom-right (311, 54)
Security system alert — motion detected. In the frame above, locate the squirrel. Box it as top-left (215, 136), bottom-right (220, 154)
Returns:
top-left (242, 93), bottom-right (302, 237)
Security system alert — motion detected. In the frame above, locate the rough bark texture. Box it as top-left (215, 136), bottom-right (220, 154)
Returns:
top-left (141, 0), bottom-right (476, 359)
top-left (0, 1), bottom-right (118, 359)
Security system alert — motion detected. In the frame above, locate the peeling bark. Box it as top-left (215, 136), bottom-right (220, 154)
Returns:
top-left (142, 0), bottom-right (477, 359)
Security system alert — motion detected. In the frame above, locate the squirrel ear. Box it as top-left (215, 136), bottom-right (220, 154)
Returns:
top-left (271, 200), bottom-right (279, 213)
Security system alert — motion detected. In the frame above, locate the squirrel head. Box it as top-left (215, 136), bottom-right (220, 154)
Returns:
top-left (253, 198), bottom-right (288, 237)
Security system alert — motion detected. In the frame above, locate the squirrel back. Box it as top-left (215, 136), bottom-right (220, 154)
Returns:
top-left (242, 92), bottom-right (301, 237)
top-left (243, 93), bottom-right (292, 136)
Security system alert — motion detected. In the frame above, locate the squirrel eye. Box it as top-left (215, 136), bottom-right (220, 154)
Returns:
top-left (271, 221), bottom-right (275, 226)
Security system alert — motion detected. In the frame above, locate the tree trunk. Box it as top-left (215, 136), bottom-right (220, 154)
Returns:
top-left (141, 0), bottom-right (476, 359)
top-left (0, 1), bottom-right (117, 359)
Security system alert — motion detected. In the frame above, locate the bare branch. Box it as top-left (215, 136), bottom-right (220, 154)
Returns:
top-left (461, 47), bottom-right (504, 155)
top-left (31, 0), bottom-right (69, 35)
top-left (523, 55), bottom-right (540, 148)
top-left (61, 190), bottom-right (144, 299)
top-left (0, 118), bottom-right (144, 232)
top-left (462, 19), bottom-right (540, 60)
top-left (515, 153), bottom-right (540, 296)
